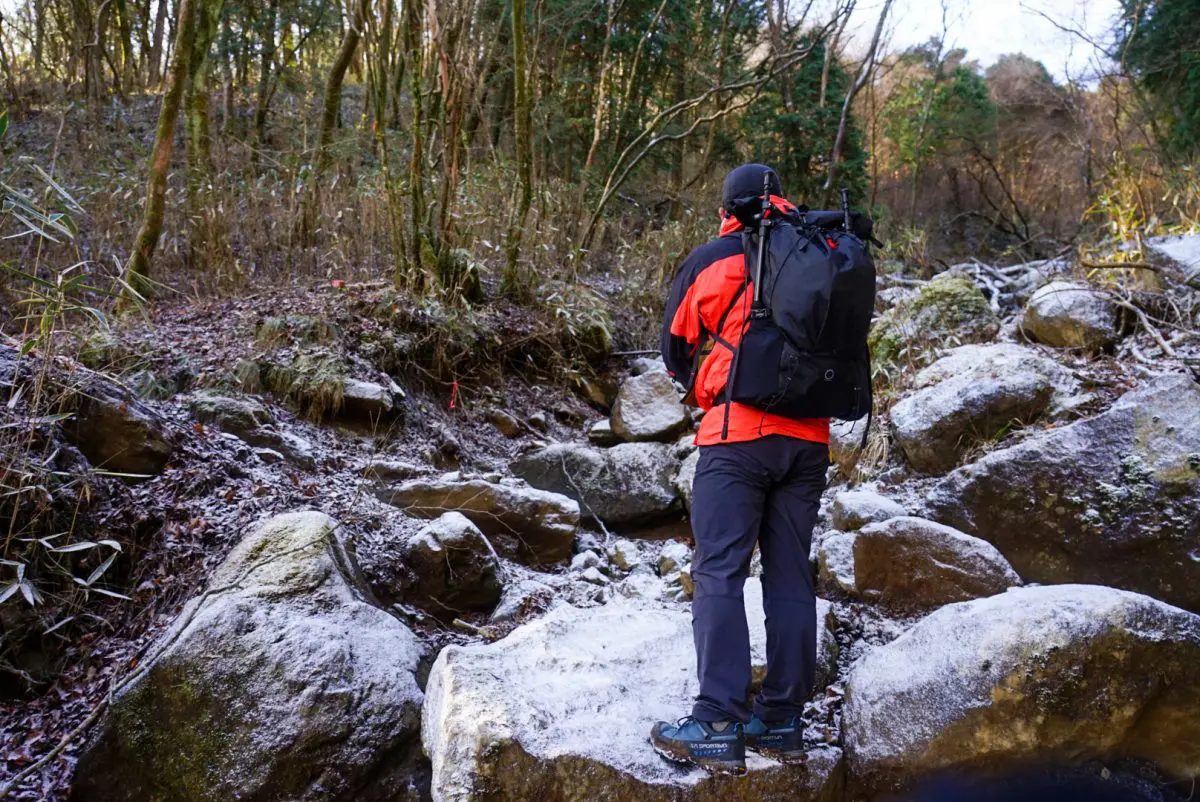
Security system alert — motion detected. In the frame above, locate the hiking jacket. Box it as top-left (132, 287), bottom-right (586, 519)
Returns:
top-left (661, 197), bottom-right (830, 447)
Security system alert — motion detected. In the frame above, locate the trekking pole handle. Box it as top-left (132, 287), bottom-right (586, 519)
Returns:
top-left (840, 187), bottom-right (852, 232)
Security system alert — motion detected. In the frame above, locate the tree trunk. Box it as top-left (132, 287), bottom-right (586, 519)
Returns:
top-left (122, 0), bottom-right (196, 291)
top-left (584, 0), bottom-right (620, 170)
top-left (184, 0), bottom-right (224, 265)
top-left (148, 0), bottom-right (169, 86)
top-left (298, 0), bottom-right (368, 243)
top-left (825, 0), bottom-right (892, 194)
top-left (405, 0), bottom-right (429, 282)
top-left (501, 0), bottom-right (531, 295)
top-left (252, 0), bottom-right (278, 146)
top-left (115, 0), bottom-right (136, 90)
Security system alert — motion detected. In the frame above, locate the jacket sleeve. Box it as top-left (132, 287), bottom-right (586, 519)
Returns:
top-left (660, 248), bottom-right (707, 387)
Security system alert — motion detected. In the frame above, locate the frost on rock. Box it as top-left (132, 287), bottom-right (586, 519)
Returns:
top-left (1021, 280), bottom-right (1119, 350)
top-left (73, 512), bottom-right (427, 802)
top-left (925, 374), bottom-right (1200, 611)
top-left (511, 441), bottom-right (681, 527)
top-left (423, 587), bottom-right (844, 802)
top-left (610, 370), bottom-right (688, 442)
top-left (842, 584), bottom-right (1200, 797)
top-left (890, 343), bottom-right (1076, 474)
top-left (1147, 232), bottom-right (1200, 282)
top-left (829, 490), bottom-right (905, 531)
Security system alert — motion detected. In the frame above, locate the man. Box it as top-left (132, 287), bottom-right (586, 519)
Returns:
top-left (650, 164), bottom-right (828, 775)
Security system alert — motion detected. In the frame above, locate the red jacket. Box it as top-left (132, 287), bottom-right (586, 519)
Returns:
top-left (661, 197), bottom-right (829, 447)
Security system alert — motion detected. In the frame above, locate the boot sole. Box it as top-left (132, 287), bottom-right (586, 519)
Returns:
top-left (650, 738), bottom-right (747, 777)
top-left (747, 744), bottom-right (808, 764)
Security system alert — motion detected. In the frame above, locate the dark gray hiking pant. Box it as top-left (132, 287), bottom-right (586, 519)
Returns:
top-left (689, 435), bottom-right (827, 724)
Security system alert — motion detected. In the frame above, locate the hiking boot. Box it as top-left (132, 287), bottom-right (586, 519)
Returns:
top-left (744, 714), bottom-right (806, 763)
top-left (649, 716), bottom-right (746, 776)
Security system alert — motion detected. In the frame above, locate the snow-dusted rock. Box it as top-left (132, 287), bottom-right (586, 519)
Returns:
top-left (1021, 280), bottom-right (1119, 350)
top-left (869, 271), bottom-right (1000, 370)
top-left (926, 375), bottom-right (1200, 611)
top-left (829, 490), bottom-right (905, 531)
top-left (361, 457), bottom-right (424, 483)
top-left (610, 370), bottom-right (688, 442)
top-left (587, 417), bottom-right (621, 446)
top-left (629, 356), bottom-right (667, 376)
top-left (843, 585), bottom-right (1200, 796)
top-left (490, 578), bottom-right (554, 623)
top-left (376, 478), bottom-right (579, 564)
top-left (64, 379), bottom-right (174, 476)
top-left (423, 593), bottom-right (844, 802)
top-left (829, 417), bottom-right (870, 477)
top-left (607, 538), bottom-right (643, 571)
top-left (511, 442), bottom-right (681, 527)
top-left (73, 512), bottom-right (426, 802)
top-left (486, 409), bottom-right (523, 438)
top-left (393, 512), bottom-right (502, 615)
top-left (744, 578), bottom-right (839, 692)
top-left (340, 378), bottom-right (402, 420)
top-left (820, 517), bottom-right (1019, 614)
top-left (674, 448), bottom-right (700, 511)
top-left (188, 391), bottom-right (271, 434)
top-left (890, 343), bottom-right (1076, 473)
top-left (1147, 232), bottom-right (1200, 282)
top-left (241, 425), bottom-right (316, 469)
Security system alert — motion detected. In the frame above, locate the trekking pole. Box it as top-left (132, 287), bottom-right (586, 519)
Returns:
top-left (840, 187), bottom-right (852, 233)
top-left (751, 171), bottom-right (773, 313)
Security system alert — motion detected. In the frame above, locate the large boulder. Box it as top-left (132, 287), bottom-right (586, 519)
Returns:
top-left (675, 448), bottom-right (700, 511)
top-left (1146, 233), bottom-right (1200, 284)
top-left (829, 490), bottom-right (905, 531)
top-left (818, 517), bottom-right (1020, 614)
top-left (890, 343), bottom-right (1076, 474)
top-left (340, 378), bottom-right (402, 421)
top-left (869, 271), bottom-right (1000, 371)
top-left (511, 442), bottom-right (681, 528)
top-left (393, 512), bottom-right (503, 615)
top-left (1021, 280), bottom-right (1119, 350)
top-left (72, 512), bottom-right (426, 802)
top-left (925, 375), bottom-right (1200, 611)
top-left (63, 379), bottom-right (174, 475)
top-left (842, 585), bottom-right (1200, 796)
top-left (610, 370), bottom-right (688, 442)
top-left (422, 594), bottom-right (845, 802)
top-left (376, 477), bottom-right (579, 564)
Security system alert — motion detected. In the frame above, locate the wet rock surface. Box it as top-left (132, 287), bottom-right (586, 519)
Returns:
top-left (843, 584), bottom-right (1200, 797)
top-left (72, 512), bottom-right (427, 802)
top-left (926, 375), bottom-right (1200, 611)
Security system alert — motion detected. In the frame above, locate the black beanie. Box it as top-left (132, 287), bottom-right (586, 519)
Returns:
top-left (721, 163), bottom-right (782, 212)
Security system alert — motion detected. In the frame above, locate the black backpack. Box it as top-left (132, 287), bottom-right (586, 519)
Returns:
top-left (722, 187), bottom-right (877, 440)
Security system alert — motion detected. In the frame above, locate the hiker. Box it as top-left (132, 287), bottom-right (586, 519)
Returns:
top-left (650, 163), bottom-right (875, 775)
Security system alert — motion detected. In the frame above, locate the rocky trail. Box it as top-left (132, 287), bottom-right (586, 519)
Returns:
top-left (3, 238), bottom-right (1200, 801)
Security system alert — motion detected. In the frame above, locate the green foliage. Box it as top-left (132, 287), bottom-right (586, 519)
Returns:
top-left (743, 37), bottom-right (866, 203)
top-left (883, 61), bottom-right (996, 170)
top-left (1119, 0), bottom-right (1200, 159)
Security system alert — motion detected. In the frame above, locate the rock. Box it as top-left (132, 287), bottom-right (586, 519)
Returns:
top-left (610, 371), bottom-right (687, 442)
top-left (890, 343), bottom-right (1076, 473)
top-left (826, 517), bottom-right (1020, 613)
top-left (925, 375), bottom-right (1200, 611)
top-left (829, 490), bottom-right (905, 531)
top-left (869, 271), bottom-right (1000, 370)
top-left (511, 442), bottom-right (681, 527)
top-left (587, 418), bottom-right (621, 446)
top-left (340, 378), bottom-right (400, 420)
top-left (629, 356), bottom-right (666, 376)
top-left (657, 540), bottom-right (692, 577)
top-left (72, 512), bottom-right (426, 802)
top-left (241, 426), bottom-right (316, 470)
top-left (580, 566), bottom-right (609, 585)
top-left (254, 447), bottom-right (284, 464)
top-left (487, 409), bottom-right (523, 438)
top-left (816, 533), bottom-right (856, 596)
top-left (842, 584), bottom-right (1200, 796)
top-left (744, 578), bottom-right (839, 692)
top-left (580, 376), bottom-right (619, 410)
top-left (376, 478), bottom-right (579, 564)
top-left (674, 449), bottom-right (700, 511)
top-left (396, 512), bottom-right (502, 614)
top-left (1021, 280), bottom-right (1119, 350)
top-left (1146, 233), bottom-right (1200, 284)
top-left (423, 598), bottom-right (845, 802)
top-left (188, 392), bottom-right (271, 435)
top-left (63, 380), bottom-right (173, 476)
top-left (361, 457), bottom-right (424, 483)
top-left (829, 417), bottom-right (869, 477)
top-left (490, 578), bottom-right (554, 623)
top-left (570, 550), bottom-right (602, 571)
top-left (607, 538), bottom-right (643, 571)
